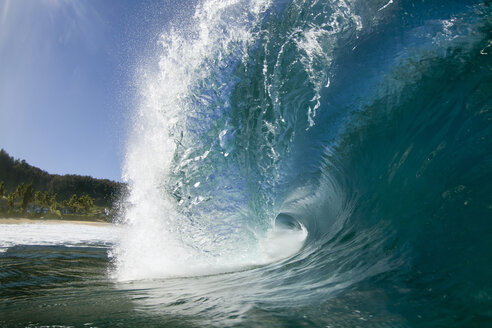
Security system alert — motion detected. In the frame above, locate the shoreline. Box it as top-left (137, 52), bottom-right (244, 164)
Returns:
top-left (0, 217), bottom-right (112, 226)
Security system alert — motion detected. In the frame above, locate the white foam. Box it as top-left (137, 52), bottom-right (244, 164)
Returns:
top-left (113, 219), bottom-right (306, 281)
top-left (258, 224), bottom-right (308, 263)
top-left (0, 223), bottom-right (121, 250)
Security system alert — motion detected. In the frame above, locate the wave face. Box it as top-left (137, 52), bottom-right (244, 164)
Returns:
top-left (114, 0), bottom-right (491, 326)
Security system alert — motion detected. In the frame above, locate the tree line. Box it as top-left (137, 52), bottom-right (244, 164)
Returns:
top-left (0, 180), bottom-right (99, 217)
top-left (0, 149), bottom-right (126, 207)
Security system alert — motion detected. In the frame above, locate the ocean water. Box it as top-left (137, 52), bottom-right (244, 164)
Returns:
top-left (1, 0), bottom-right (491, 327)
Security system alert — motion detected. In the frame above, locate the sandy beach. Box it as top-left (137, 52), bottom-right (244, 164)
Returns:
top-left (0, 217), bottom-right (112, 226)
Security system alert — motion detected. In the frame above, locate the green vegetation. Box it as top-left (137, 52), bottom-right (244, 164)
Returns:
top-left (0, 149), bottom-right (126, 221)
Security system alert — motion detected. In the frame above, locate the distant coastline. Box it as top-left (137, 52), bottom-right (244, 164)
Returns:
top-left (0, 148), bottom-right (126, 222)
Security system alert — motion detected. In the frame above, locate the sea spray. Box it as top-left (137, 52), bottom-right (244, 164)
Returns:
top-left (113, 0), bottom-right (308, 281)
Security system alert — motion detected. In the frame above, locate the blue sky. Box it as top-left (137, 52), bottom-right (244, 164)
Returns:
top-left (0, 0), bottom-right (183, 181)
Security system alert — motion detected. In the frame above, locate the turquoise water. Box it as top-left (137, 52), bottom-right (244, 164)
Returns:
top-left (2, 0), bottom-right (492, 326)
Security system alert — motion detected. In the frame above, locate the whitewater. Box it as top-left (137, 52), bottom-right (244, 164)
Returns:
top-left (1, 0), bottom-right (491, 327)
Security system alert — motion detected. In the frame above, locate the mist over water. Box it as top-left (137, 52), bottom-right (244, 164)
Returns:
top-left (1, 0), bottom-right (490, 327)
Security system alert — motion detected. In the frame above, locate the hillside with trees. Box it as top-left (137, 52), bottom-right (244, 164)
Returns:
top-left (0, 149), bottom-right (126, 220)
